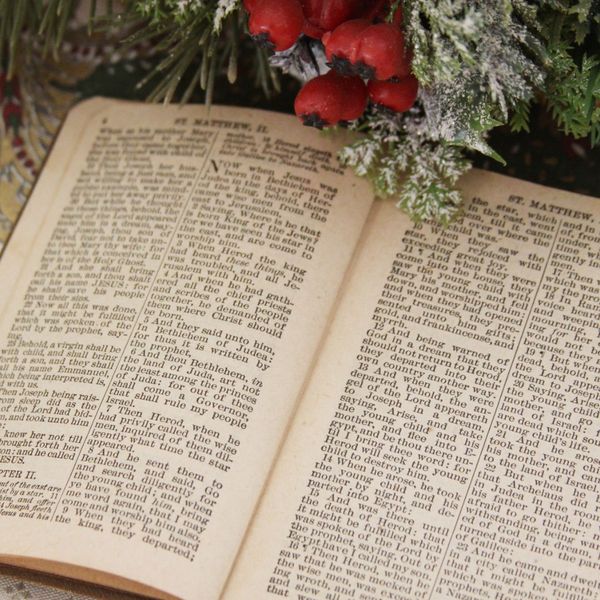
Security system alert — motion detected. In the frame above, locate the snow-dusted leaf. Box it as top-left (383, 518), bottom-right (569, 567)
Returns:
top-left (214, 0), bottom-right (239, 31)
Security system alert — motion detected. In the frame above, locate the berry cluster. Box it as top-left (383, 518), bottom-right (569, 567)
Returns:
top-left (244, 0), bottom-right (417, 128)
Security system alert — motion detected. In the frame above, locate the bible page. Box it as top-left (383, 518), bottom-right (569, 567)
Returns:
top-left (224, 169), bottom-right (600, 600)
top-left (0, 99), bottom-right (373, 600)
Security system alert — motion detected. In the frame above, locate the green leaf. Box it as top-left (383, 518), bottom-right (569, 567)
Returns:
top-left (584, 62), bottom-right (600, 121)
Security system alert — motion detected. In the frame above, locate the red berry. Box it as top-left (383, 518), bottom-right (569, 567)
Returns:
top-left (249, 0), bottom-right (304, 52)
top-left (367, 76), bottom-right (418, 112)
top-left (353, 22), bottom-right (410, 80)
top-left (301, 0), bottom-right (322, 20)
top-left (302, 19), bottom-right (326, 39)
top-left (357, 1), bottom-right (403, 24)
top-left (302, 0), bottom-right (364, 32)
top-left (359, 0), bottom-right (389, 21)
top-left (322, 19), bottom-right (370, 76)
top-left (319, 0), bottom-right (365, 31)
top-left (325, 20), bottom-right (411, 80)
top-left (294, 71), bottom-right (367, 128)
top-left (338, 77), bottom-right (369, 121)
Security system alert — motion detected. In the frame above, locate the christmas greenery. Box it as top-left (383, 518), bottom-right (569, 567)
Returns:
top-left (1, 0), bottom-right (599, 223)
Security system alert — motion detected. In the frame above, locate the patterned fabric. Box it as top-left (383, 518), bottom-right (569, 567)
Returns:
top-left (0, 567), bottom-right (139, 600)
top-left (0, 572), bottom-right (93, 600)
top-left (0, 43), bottom-right (85, 250)
top-left (0, 29), bottom-right (155, 253)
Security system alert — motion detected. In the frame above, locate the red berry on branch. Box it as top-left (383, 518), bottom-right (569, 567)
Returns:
top-left (302, 0), bottom-right (365, 32)
top-left (322, 19), bottom-right (370, 76)
top-left (338, 77), bottom-right (369, 121)
top-left (319, 0), bottom-right (365, 31)
top-left (302, 19), bottom-right (326, 39)
top-left (358, 0), bottom-right (404, 25)
top-left (249, 0), bottom-right (304, 52)
top-left (294, 71), bottom-right (367, 128)
top-left (301, 0), bottom-right (322, 22)
top-left (353, 22), bottom-right (410, 80)
top-left (367, 75), bottom-right (418, 112)
top-left (324, 20), bottom-right (411, 81)
top-left (359, 0), bottom-right (389, 21)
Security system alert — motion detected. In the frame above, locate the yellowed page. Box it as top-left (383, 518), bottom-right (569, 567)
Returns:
top-left (224, 170), bottom-right (600, 599)
top-left (0, 98), bottom-right (374, 600)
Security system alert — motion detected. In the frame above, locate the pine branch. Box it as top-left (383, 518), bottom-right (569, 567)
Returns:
top-left (0, 0), bottom-right (27, 77)
top-left (119, 1), bottom-right (252, 106)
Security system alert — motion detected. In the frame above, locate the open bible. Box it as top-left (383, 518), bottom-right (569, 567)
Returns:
top-left (0, 98), bottom-right (598, 600)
